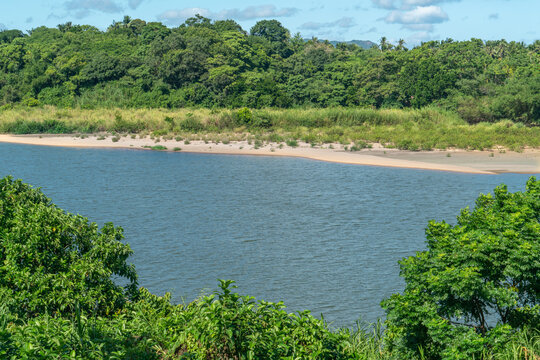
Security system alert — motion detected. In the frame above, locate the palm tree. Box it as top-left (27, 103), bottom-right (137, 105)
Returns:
top-left (379, 36), bottom-right (388, 51)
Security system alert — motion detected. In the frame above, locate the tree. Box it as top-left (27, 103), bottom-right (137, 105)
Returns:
top-left (382, 177), bottom-right (540, 359)
top-left (80, 52), bottom-right (125, 86)
top-left (213, 19), bottom-right (245, 34)
top-left (379, 36), bottom-right (393, 51)
top-left (0, 29), bottom-right (25, 43)
top-left (250, 20), bottom-right (289, 43)
top-left (396, 39), bottom-right (407, 51)
top-left (0, 177), bottom-right (138, 318)
top-left (184, 14), bottom-right (212, 28)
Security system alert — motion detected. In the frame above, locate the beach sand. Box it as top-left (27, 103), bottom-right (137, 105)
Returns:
top-left (1, 134), bottom-right (539, 175)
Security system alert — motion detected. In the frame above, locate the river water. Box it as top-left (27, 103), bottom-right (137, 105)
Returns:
top-left (1, 143), bottom-right (536, 327)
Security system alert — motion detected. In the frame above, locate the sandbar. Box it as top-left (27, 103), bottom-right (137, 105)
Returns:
top-left (1, 134), bottom-right (539, 175)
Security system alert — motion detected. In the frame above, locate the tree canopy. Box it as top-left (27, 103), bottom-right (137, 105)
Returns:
top-left (0, 177), bottom-right (138, 318)
top-left (382, 177), bottom-right (540, 359)
top-left (0, 16), bottom-right (537, 124)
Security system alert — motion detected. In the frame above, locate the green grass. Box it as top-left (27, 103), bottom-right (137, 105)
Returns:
top-left (143, 145), bottom-right (167, 151)
top-left (1, 106), bottom-right (539, 151)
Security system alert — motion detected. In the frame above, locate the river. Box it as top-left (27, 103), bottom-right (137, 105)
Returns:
top-left (1, 142), bottom-right (536, 327)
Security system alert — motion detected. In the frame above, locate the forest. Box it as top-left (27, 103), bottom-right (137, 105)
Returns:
top-left (0, 15), bottom-right (539, 125)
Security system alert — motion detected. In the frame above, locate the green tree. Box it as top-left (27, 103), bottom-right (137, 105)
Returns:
top-left (382, 177), bottom-right (540, 359)
top-left (0, 29), bottom-right (25, 43)
top-left (0, 177), bottom-right (138, 318)
top-left (250, 20), bottom-right (289, 43)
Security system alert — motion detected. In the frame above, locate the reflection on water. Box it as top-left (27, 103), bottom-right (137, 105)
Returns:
top-left (1, 143), bottom-right (536, 327)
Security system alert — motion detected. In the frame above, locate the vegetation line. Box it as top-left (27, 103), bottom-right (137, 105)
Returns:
top-left (1, 106), bottom-right (540, 151)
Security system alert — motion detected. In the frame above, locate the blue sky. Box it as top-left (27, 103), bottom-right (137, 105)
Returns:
top-left (1, 0), bottom-right (538, 46)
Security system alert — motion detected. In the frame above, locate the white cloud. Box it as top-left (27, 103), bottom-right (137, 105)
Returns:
top-left (64, 0), bottom-right (123, 14)
top-left (300, 17), bottom-right (356, 30)
top-left (372, 0), bottom-right (397, 9)
top-left (402, 0), bottom-right (459, 7)
top-left (403, 23), bottom-right (434, 31)
top-left (385, 5), bottom-right (448, 24)
top-left (372, 0), bottom-right (459, 10)
top-left (157, 8), bottom-right (210, 24)
top-left (128, 0), bottom-right (143, 10)
top-left (217, 5), bottom-right (298, 20)
top-left (157, 5), bottom-right (299, 25)
top-left (405, 30), bottom-right (437, 45)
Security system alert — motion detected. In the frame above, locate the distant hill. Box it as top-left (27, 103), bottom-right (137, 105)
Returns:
top-left (329, 40), bottom-right (377, 49)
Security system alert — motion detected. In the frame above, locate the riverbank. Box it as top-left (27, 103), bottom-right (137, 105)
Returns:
top-left (2, 107), bottom-right (540, 153)
top-left (2, 134), bottom-right (539, 174)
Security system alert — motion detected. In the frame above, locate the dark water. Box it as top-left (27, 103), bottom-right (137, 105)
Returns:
top-left (1, 143), bottom-right (537, 327)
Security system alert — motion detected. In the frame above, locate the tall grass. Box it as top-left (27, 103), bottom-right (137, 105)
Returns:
top-left (1, 106), bottom-right (539, 150)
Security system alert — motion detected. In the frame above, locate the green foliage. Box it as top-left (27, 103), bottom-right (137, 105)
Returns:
top-left (0, 29), bottom-right (25, 43)
top-left (152, 280), bottom-right (354, 359)
top-left (143, 145), bottom-right (167, 150)
top-left (235, 107), bottom-right (253, 125)
top-left (1, 118), bottom-right (75, 134)
top-left (113, 113), bottom-right (143, 133)
top-left (382, 177), bottom-right (540, 359)
top-left (286, 139), bottom-right (298, 147)
top-left (0, 177), bottom-right (138, 318)
top-left (0, 17), bottom-right (536, 126)
top-left (179, 113), bottom-right (204, 132)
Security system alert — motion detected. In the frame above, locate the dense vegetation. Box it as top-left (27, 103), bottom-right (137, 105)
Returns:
top-left (2, 107), bottom-right (540, 151)
top-left (0, 16), bottom-right (539, 125)
top-left (0, 176), bottom-right (538, 359)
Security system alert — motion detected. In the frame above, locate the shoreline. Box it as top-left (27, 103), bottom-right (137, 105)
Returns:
top-left (1, 134), bottom-right (539, 175)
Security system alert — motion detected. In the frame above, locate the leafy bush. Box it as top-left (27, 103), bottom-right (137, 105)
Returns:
top-left (2, 119), bottom-right (74, 134)
top-left (113, 113), bottom-right (143, 133)
top-left (22, 97), bottom-right (40, 107)
top-left (382, 177), bottom-right (540, 359)
top-left (179, 113), bottom-right (204, 132)
top-left (143, 145), bottom-right (167, 150)
top-left (235, 107), bottom-right (253, 126)
top-left (0, 177), bottom-right (138, 318)
top-left (154, 280), bottom-right (354, 359)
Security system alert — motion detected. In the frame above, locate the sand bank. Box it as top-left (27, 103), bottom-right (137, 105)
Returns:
top-left (1, 134), bottom-right (539, 175)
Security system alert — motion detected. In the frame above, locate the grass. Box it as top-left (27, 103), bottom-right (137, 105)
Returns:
top-left (143, 145), bottom-right (167, 151)
top-left (1, 106), bottom-right (539, 151)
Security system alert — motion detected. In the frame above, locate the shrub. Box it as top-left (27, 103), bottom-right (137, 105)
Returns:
top-left (0, 177), bottom-right (138, 318)
top-left (382, 177), bottom-right (540, 359)
top-left (143, 145), bottom-right (167, 150)
top-left (235, 107), bottom-right (253, 126)
top-left (164, 116), bottom-right (175, 129)
top-left (22, 97), bottom-right (40, 107)
top-left (179, 113), bottom-right (204, 132)
top-left (158, 280), bottom-right (352, 359)
top-left (2, 119), bottom-right (74, 134)
top-left (113, 113), bottom-right (142, 133)
top-left (286, 139), bottom-right (298, 147)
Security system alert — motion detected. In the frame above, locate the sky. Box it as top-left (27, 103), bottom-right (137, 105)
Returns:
top-left (0, 0), bottom-right (538, 46)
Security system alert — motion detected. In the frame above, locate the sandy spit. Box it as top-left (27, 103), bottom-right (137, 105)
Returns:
top-left (1, 134), bottom-right (539, 175)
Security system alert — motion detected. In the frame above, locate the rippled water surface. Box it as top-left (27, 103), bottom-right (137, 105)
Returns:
top-left (1, 143), bottom-right (536, 327)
